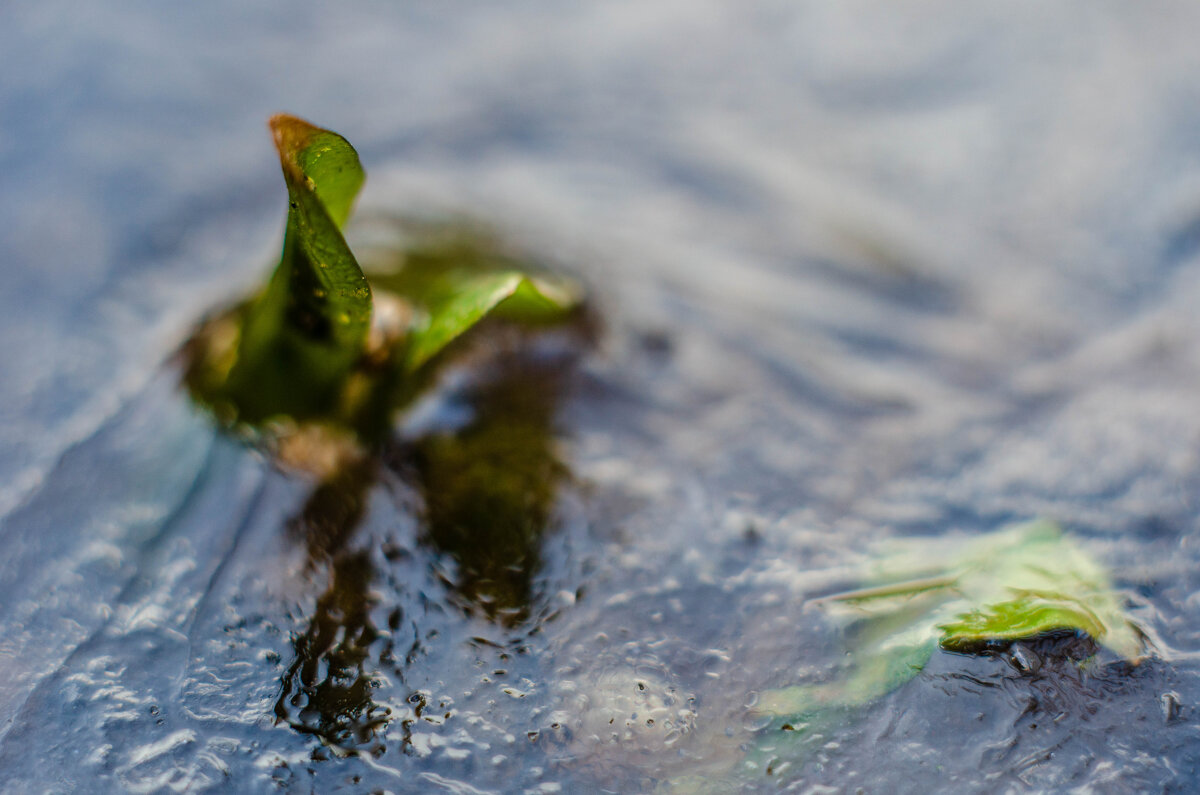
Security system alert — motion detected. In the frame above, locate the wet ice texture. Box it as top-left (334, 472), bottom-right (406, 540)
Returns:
top-left (4, 1), bottom-right (1200, 792)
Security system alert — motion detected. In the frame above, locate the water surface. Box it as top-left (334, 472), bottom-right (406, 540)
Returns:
top-left (3, 2), bottom-right (1200, 792)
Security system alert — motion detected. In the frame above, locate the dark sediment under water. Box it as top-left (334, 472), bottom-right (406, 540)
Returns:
top-left (3, 2), bottom-right (1200, 792)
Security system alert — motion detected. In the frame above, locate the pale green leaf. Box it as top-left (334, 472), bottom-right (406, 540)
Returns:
top-left (758, 520), bottom-right (1143, 719)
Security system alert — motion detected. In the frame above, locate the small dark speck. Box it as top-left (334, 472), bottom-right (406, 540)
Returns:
top-left (383, 544), bottom-right (410, 562)
top-left (638, 330), bottom-right (672, 357)
top-left (780, 724), bottom-right (795, 732)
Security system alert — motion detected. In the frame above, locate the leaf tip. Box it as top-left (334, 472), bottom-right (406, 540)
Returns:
top-left (268, 113), bottom-right (320, 167)
top-left (268, 112), bottom-right (316, 141)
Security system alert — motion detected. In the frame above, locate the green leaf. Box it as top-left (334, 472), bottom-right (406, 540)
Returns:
top-left (939, 593), bottom-right (1108, 651)
top-left (758, 637), bottom-right (937, 717)
top-left (183, 119), bottom-right (586, 454)
top-left (402, 271), bottom-right (578, 373)
top-left (227, 114), bottom-right (371, 422)
top-left (758, 520), bottom-right (1143, 720)
top-left (933, 520), bottom-right (1143, 660)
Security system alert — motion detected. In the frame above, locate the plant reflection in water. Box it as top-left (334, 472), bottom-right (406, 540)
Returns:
top-left (272, 348), bottom-right (578, 752)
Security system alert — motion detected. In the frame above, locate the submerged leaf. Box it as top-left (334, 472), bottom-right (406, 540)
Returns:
top-left (932, 520), bottom-right (1143, 660)
top-left (758, 520), bottom-right (1143, 720)
top-left (939, 592), bottom-right (1108, 652)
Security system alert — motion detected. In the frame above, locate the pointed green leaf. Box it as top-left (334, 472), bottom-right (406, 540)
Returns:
top-left (273, 113), bottom-right (365, 231)
top-left (226, 115), bottom-right (371, 421)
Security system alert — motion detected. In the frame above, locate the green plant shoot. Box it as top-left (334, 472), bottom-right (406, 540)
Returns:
top-left (184, 115), bottom-right (582, 450)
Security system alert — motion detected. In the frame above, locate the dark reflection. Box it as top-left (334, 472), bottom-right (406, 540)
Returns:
top-left (407, 355), bottom-right (569, 626)
top-left (274, 460), bottom-right (391, 751)
top-left (287, 458), bottom-right (377, 567)
top-left (273, 343), bottom-right (579, 751)
top-left (275, 550), bottom-right (390, 751)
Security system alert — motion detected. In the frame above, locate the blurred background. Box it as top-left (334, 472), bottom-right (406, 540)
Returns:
top-left (3, 2), bottom-right (1200, 791)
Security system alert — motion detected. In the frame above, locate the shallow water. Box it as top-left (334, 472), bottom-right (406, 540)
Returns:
top-left (4, 2), bottom-right (1200, 792)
